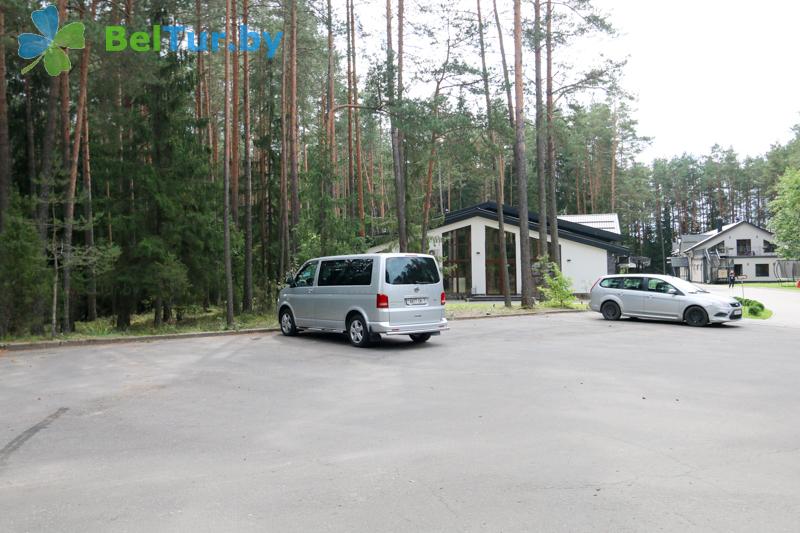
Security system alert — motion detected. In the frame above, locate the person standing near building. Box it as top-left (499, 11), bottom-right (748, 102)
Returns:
top-left (728, 270), bottom-right (736, 288)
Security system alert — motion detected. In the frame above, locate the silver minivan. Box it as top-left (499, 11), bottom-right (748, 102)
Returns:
top-left (277, 253), bottom-right (449, 346)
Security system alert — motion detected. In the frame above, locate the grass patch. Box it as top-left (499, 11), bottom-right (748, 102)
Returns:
top-left (540, 301), bottom-right (589, 310)
top-left (742, 307), bottom-right (773, 320)
top-left (743, 282), bottom-right (800, 291)
top-left (1, 307), bottom-right (278, 345)
top-left (445, 300), bottom-right (585, 319)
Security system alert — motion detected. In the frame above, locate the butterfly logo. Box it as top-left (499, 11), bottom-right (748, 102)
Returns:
top-left (18, 5), bottom-right (85, 76)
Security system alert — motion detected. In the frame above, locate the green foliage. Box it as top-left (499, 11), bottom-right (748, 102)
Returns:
top-left (0, 195), bottom-right (50, 337)
top-left (540, 263), bottom-right (576, 308)
top-left (769, 168), bottom-right (800, 259)
top-left (734, 297), bottom-right (766, 317)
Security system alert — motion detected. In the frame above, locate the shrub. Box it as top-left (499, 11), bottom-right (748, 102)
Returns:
top-left (734, 296), bottom-right (766, 316)
top-left (541, 263), bottom-right (576, 308)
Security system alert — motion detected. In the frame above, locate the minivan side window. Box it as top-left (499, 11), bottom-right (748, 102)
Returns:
top-left (622, 277), bottom-right (644, 290)
top-left (318, 259), bottom-right (374, 286)
top-left (600, 277), bottom-right (623, 289)
top-left (295, 261), bottom-right (318, 287)
top-left (385, 257), bottom-right (440, 285)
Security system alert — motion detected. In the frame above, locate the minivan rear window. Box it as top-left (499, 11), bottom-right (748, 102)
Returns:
top-left (318, 259), bottom-right (374, 286)
top-left (385, 257), bottom-right (440, 285)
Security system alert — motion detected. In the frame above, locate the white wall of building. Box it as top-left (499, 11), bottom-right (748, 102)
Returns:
top-left (428, 216), bottom-right (611, 295)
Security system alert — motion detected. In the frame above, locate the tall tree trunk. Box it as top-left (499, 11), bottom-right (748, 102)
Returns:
top-left (0, 8), bottom-right (9, 234)
top-left (545, 0), bottom-right (559, 266)
top-left (534, 0), bottom-right (547, 259)
top-left (610, 110), bottom-right (618, 213)
top-left (222, 0), bottom-right (235, 326)
top-left (194, 0), bottom-right (203, 127)
top-left (289, 0), bottom-right (300, 232)
top-left (477, 0), bottom-right (511, 306)
top-left (350, 0), bottom-right (366, 238)
top-left (514, 0), bottom-right (534, 307)
top-left (82, 112), bottom-right (97, 321)
top-left (59, 0), bottom-right (70, 173)
top-left (62, 1), bottom-right (94, 333)
top-left (397, 0), bottom-right (407, 242)
top-left (279, 11), bottom-right (290, 275)
top-left (346, 0), bottom-right (355, 219)
top-left (231, 0), bottom-right (240, 223)
top-left (493, 0), bottom-right (514, 130)
top-left (420, 42), bottom-right (450, 253)
top-left (24, 78), bottom-right (36, 197)
top-left (386, 0), bottom-right (407, 251)
top-left (322, 0), bottom-right (334, 245)
top-left (242, 0), bottom-right (253, 312)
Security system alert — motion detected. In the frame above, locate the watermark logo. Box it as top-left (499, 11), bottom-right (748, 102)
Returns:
top-left (18, 4), bottom-right (85, 76)
top-left (105, 25), bottom-right (282, 58)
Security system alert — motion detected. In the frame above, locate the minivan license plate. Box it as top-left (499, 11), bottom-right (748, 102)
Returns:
top-left (405, 297), bottom-right (427, 306)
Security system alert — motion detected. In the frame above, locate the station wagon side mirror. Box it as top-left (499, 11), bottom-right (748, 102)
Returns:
top-left (285, 274), bottom-right (296, 288)
top-left (668, 288), bottom-right (678, 295)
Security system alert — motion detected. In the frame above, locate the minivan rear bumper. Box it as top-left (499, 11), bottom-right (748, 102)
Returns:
top-left (370, 318), bottom-right (449, 335)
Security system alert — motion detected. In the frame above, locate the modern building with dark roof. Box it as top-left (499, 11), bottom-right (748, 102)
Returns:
top-left (369, 202), bottom-right (628, 296)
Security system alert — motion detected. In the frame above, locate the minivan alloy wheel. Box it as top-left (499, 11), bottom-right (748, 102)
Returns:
top-left (347, 314), bottom-right (371, 347)
top-left (280, 309), bottom-right (298, 336)
top-left (350, 320), bottom-right (363, 343)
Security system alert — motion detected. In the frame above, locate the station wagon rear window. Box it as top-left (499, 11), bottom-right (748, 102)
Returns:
top-left (385, 257), bottom-right (440, 285)
top-left (599, 277), bottom-right (623, 289)
top-left (318, 259), bottom-right (374, 286)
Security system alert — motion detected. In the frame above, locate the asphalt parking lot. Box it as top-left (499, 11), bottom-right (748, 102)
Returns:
top-left (2, 312), bottom-right (799, 532)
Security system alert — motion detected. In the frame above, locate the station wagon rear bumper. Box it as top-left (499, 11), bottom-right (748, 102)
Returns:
top-left (370, 319), bottom-right (449, 335)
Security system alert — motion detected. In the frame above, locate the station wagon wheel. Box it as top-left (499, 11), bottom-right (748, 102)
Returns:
top-left (601, 301), bottom-right (621, 321)
top-left (280, 308), bottom-right (298, 336)
top-left (684, 306), bottom-right (708, 327)
top-left (347, 314), bottom-right (371, 348)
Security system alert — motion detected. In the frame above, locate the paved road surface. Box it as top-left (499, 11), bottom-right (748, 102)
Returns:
top-left (2, 313), bottom-right (799, 532)
top-left (701, 283), bottom-right (800, 328)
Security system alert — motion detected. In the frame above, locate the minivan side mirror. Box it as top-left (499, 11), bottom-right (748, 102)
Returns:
top-left (285, 274), bottom-right (296, 288)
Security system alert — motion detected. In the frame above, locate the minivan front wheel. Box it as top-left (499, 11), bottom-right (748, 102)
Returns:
top-left (347, 314), bottom-right (371, 347)
top-left (684, 306), bottom-right (708, 327)
top-left (601, 301), bottom-right (621, 321)
top-left (280, 308), bottom-right (298, 336)
top-left (410, 333), bottom-right (431, 343)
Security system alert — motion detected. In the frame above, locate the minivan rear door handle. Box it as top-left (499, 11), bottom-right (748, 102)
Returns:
top-left (306, 288), bottom-right (314, 294)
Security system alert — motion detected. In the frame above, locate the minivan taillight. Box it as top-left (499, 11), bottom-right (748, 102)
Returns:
top-left (376, 293), bottom-right (389, 308)
top-left (440, 292), bottom-right (446, 306)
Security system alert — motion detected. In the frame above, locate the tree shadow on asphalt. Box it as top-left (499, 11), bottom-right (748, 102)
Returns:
top-left (590, 315), bottom-right (745, 329)
top-left (287, 331), bottom-right (438, 351)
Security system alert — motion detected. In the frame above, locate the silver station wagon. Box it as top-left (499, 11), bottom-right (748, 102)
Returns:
top-left (278, 253), bottom-right (448, 347)
top-left (589, 274), bottom-right (742, 326)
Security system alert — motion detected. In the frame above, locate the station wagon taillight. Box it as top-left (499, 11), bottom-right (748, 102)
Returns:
top-left (440, 292), bottom-right (446, 306)
top-left (376, 293), bottom-right (389, 308)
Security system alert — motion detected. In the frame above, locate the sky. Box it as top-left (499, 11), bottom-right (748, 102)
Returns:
top-left (570, 0), bottom-right (800, 162)
top-left (353, 0), bottom-right (800, 164)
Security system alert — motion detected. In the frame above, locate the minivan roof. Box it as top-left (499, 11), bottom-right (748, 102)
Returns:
top-left (310, 252), bottom-right (436, 262)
